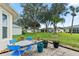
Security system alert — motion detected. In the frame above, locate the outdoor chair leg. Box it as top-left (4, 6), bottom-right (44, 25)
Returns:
top-left (18, 50), bottom-right (21, 56)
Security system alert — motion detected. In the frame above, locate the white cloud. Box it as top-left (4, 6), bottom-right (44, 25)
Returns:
top-left (69, 3), bottom-right (79, 7)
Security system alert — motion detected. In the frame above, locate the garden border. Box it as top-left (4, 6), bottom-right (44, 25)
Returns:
top-left (48, 41), bottom-right (79, 52)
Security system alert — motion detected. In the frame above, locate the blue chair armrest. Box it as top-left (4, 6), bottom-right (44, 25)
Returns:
top-left (7, 45), bottom-right (21, 51)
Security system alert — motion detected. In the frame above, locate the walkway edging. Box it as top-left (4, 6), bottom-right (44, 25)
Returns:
top-left (48, 41), bottom-right (79, 52)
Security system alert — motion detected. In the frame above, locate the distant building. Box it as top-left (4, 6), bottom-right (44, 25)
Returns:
top-left (64, 25), bottom-right (79, 33)
top-left (26, 28), bottom-right (33, 33)
top-left (56, 27), bottom-right (64, 33)
top-left (40, 28), bottom-right (53, 32)
top-left (39, 27), bottom-right (64, 33)
top-left (26, 27), bottom-right (40, 33)
top-left (70, 25), bottom-right (79, 33)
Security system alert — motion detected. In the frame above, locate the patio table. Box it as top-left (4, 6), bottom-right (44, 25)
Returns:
top-left (15, 40), bottom-right (35, 46)
top-left (15, 40), bottom-right (43, 46)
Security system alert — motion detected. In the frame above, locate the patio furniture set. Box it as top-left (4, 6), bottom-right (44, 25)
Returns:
top-left (7, 36), bottom-right (34, 56)
top-left (7, 36), bottom-right (58, 56)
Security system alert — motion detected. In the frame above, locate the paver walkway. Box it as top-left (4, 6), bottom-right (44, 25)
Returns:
top-left (0, 40), bottom-right (79, 56)
top-left (23, 43), bottom-right (79, 56)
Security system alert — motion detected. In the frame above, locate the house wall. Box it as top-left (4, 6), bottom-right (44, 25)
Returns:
top-left (69, 27), bottom-right (79, 33)
top-left (0, 7), bottom-right (2, 40)
top-left (0, 6), bottom-right (12, 51)
top-left (13, 27), bottom-right (22, 35)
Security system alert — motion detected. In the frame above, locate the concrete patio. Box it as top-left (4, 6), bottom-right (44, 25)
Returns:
top-left (23, 43), bottom-right (79, 56)
top-left (0, 40), bottom-right (79, 56)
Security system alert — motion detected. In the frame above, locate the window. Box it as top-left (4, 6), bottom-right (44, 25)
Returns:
top-left (2, 14), bottom-right (7, 38)
top-left (3, 14), bottom-right (7, 20)
top-left (2, 14), bottom-right (7, 27)
top-left (2, 27), bottom-right (7, 38)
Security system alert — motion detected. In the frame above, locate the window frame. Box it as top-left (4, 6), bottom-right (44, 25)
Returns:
top-left (2, 13), bottom-right (8, 39)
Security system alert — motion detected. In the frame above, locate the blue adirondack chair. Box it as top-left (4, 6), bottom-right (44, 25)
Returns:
top-left (25, 44), bottom-right (33, 56)
top-left (7, 45), bottom-right (25, 56)
top-left (25, 36), bottom-right (33, 55)
top-left (8, 37), bottom-right (33, 56)
top-left (26, 36), bottom-right (32, 40)
top-left (9, 39), bottom-right (17, 44)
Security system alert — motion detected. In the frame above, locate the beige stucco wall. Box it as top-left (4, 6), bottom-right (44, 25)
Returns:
top-left (0, 7), bottom-right (2, 40)
top-left (0, 6), bottom-right (13, 51)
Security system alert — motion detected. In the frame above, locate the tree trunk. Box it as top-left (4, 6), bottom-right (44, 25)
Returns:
top-left (33, 24), bottom-right (36, 33)
top-left (45, 23), bottom-right (48, 32)
top-left (71, 16), bottom-right (74, 34)
top-left (53, 23), bottom-right (57, 34)
top-left (22, 28), bottom-right (25, 34)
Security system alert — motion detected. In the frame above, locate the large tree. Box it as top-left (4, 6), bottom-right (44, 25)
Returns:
top-left (38, 4), bottom-right (51, 32)
top-left (16, 3), bottom-right (43, 32)
top-left (50, 3), bottom-right (68, 33)
top-left (14, 16), bottom-right (29, 34)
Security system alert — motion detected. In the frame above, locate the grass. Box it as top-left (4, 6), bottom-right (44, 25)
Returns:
top-left (58, 33), bottom-right (79, 48)
top-left (13, 32), bottom-right (54, 40)
top-left (13, 32), bottom-right (79, 48)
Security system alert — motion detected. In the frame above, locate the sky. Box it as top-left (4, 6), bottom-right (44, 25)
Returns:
top-left (10, 3), bottom-right (79, 28)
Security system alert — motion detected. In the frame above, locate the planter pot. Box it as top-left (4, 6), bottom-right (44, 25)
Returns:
top-left (53, 41), bottom-right (59, 48)
top-left (18, 36), bottom-right (24, 41)
top-left (37, 42), bottom-right (44, 53)
top-left (42, 40), bottom-right (48, 48)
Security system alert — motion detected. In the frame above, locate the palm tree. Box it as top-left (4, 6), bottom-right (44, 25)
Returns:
top-left (65, 6), bottom-right (79, 34)
top-left (61, 18), bottom-right (65, 31)
top-left (51, 16), bottom-right (65, 33)
top-left (70, 6), bottom-right (79, 34)
top-left (50, 3), bottom-right (67, 33)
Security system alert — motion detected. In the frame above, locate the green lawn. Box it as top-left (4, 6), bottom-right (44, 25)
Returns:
top-left (13, 32), bottom-right (79, 48)
top-left (58, 33), bottom-right (79, 48)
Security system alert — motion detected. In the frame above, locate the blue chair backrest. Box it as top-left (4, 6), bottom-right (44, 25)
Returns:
top-left (26, 36), bottom-right (32, 40)
top-left (7, 45), bottom-right (20, 50)
top-left (9, 39), bottom-right (17, 44)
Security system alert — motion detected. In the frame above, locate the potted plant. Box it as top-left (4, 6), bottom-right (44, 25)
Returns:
top-left (37, 37), bottom-right (40, 41)
top-left (42, 40), bottom-right (48, 48)
top-left (53, 39), bottom-right (60, 48)
top-left (17, 36), bottom-right (24, 41)
top-left (37, 42), bottom-right (44, 53)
